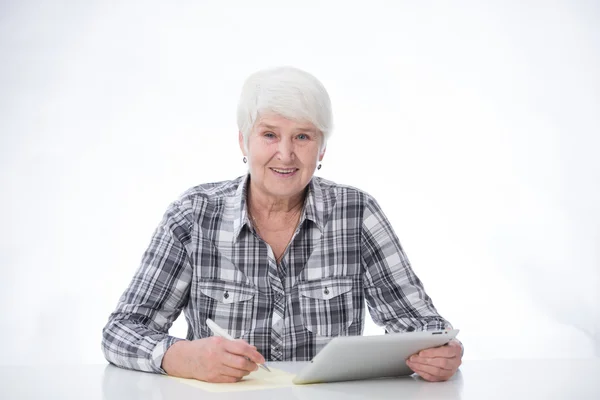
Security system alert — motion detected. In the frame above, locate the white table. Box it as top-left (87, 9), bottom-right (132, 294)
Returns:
top-left (1, 359), bottom-right (599, 399)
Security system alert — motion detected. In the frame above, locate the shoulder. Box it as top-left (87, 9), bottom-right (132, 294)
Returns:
top-left (313, 176), bottom-right (377, 206)
top-left (177, 176), bottom-right (244, 204)
top-left (164, 176), bottom-right (244, 220)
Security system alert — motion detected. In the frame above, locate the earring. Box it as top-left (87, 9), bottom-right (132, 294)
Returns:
top-left (243, 157), bottom-right (247, 163)
top-left (317, 163), bottom-right (322, 170)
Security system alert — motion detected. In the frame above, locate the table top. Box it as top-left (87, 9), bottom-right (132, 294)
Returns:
top-left (1, 359), bottom-right (599, 399)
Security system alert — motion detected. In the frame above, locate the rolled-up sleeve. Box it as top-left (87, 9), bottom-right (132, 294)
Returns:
top-left (102, 200), bottom-right (194, 373)
top-left (361, 195), bottom-right (452, 333)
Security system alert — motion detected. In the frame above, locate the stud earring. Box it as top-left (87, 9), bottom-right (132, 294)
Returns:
top-left (243, 157), bottom-right (247, 163)
top-left (317, 163), bottom-right (322, 170)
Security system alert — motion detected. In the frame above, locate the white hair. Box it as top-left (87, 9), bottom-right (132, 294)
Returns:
top-left (237, 66), bottom-right (333, 151)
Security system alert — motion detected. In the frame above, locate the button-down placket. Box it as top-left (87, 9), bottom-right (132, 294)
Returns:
top-left (268, 252), bottom-right (285, 360)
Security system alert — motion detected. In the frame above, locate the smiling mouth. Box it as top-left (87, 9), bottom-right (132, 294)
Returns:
top-left (270, 167), bottom-right (299, 175)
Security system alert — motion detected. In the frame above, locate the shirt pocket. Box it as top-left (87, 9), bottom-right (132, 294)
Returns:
top-left (198, 279), bottom-right (257, 339)
top-left (297, 276), bottom-right (355, 337)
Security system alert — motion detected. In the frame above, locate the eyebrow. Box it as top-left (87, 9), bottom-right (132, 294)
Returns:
top-left (257, 123), bottom-right (316, 133)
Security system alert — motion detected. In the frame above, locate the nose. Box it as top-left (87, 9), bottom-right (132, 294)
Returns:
top-left (276, 137), bottom-right (295, 163)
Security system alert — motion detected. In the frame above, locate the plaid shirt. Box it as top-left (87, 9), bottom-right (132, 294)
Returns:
top-left (102, 175), bottom-right (451, 373)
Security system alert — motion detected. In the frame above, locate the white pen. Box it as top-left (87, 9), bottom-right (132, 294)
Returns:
top-left (206, 318), bottom-right (271, 372)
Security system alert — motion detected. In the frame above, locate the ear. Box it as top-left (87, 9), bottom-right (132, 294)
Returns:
top-left (318, 146), bottom-right (327, 162)
top-left (238, 131), bottom-right (247, 156)
top-left (317, 132), bottom-right (327, 161)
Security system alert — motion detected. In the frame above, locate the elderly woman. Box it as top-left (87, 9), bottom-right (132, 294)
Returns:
top-left (102, 66), bottom-right (463, 383)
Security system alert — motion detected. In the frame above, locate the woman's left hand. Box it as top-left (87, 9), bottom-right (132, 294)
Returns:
top-left (405, 339), bottom-right (463, 382)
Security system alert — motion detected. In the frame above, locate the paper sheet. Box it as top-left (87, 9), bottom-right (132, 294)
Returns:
top-left (172, 367), bottom-right (296, 392)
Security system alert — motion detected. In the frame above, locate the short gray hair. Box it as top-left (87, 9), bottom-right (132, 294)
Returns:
top-left (237, 66), bottom-right (333, 150)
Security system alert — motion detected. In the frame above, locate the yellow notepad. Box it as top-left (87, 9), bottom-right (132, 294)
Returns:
top-left (172, 367), bottom-right (296, 393)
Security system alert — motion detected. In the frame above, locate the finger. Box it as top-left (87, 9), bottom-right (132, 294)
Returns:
top-left (406, 360), bottom-right (453, 379)
top-left (418, 345), bottom-right (457, 358)
top-left (412, 368), bottom-right (445, 382)
top-left (219, 364), bottom-right (253, 379)
top-left (408, 356), bottom-right (455, 371)
top-left (201, 364), bottom-right (245, 383)
top-left (445, 339), bottom-right (463, 355)
top-left (224, 339), bottom-right (264, 363)
top-left (222, 351), bottom-right (259, 373)
top-left (408, 363), bottom-right (449, 382)
top-left (209, 374), bottom-right (242, 383)
top-left (224, 339), bottom-right (266, 365)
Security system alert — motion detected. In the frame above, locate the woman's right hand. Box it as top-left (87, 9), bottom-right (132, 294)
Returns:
top-left (162, 337), bottom-right (266, 383)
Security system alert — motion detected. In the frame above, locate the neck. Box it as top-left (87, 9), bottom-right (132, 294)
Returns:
top-left (247, 183), bottom-right (305, 219)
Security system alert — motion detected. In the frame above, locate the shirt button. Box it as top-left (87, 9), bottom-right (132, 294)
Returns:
top-left (223, 291), bottom-right (229, 300)
top-left (324, 287), bottom-right (330, 295)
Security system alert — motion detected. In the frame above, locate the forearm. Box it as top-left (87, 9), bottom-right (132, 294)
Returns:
top-left (364, 270), bottom-right (452, 333)
top-left (102, 316), bottom-right (183, 373)
top-left (383, 314), bottom-right (451, 333)
top-left (102, 200), bottom-right (195, 372)
top-left (361, 195), bottom-right (453, 334)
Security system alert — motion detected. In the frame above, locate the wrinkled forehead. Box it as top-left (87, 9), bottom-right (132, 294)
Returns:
top-left (254, 113), bottom-right (319, 133)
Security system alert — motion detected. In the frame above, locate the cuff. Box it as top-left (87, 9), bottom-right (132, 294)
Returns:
top-left (151, 335), bottom-right (185, 374)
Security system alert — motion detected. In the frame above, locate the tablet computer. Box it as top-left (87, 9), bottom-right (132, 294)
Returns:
top-left (292, 329), bottom-right (459, 384)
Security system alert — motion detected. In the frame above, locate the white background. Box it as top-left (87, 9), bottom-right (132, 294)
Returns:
top-left (1, 0), bottom-right (598, 366)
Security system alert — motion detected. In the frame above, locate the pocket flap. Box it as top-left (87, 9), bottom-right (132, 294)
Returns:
top-left (298, 277), bottom-right (353, 301)
top-left (198, 280), bottom-right (257, 304)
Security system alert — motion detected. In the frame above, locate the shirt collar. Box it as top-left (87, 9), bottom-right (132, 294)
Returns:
top-left (302, 177), bottom-right (325, 233)
top-left (230, 175), bottom-right (325, 243)
top-left (231, 175), bottom-right (250, 242)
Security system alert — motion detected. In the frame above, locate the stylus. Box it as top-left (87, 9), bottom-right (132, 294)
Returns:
top-left (206, 318), bottom-right (271, 372)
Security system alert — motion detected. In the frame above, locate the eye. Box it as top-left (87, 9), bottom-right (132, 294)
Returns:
top-left (263, 132), bottom-right (276, 139)
top-left (297, 133), bottom-right (309, 140)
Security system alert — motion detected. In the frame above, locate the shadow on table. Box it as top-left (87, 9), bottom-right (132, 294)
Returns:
top-left (291, 372), bottom-right (464, 400)
top-left (101, 364), bottom-right (292, 400)
top-left (102, 364), bottom-right (463, 400)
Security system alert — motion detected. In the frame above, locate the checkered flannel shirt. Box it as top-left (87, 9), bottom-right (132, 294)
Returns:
top-left (102, 175), bottom-right (451, 373)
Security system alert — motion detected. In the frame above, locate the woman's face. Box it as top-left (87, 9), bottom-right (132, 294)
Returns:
top-left (239, 113), bottom-right (325, 202)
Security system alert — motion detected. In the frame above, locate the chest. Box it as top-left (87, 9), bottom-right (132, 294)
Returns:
top-left (258, 226), bottom-right (297, 261)
top-left (194, 210), bottom-right (363, 284)
top-left (191, 223), bottom-right (364, 346)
